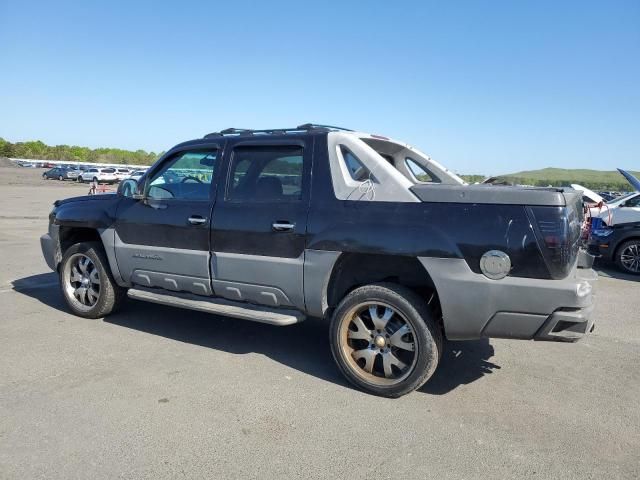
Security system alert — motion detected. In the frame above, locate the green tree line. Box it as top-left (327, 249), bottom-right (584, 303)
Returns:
top-left (0, 137), bottom-right (161, 166)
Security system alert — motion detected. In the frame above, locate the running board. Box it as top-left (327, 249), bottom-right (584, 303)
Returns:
top-left (127, 287), bottom-right (305, 326)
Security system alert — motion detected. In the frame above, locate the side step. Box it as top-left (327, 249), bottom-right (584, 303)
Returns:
top-left (127, 287), bottom-right (305, 326)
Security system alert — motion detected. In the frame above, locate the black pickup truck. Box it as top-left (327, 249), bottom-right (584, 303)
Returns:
top-left (41, 124), bottom-right (596, 397)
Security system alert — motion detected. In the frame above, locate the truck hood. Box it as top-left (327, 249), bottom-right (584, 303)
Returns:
top-left (54, 193), bottom-right (117, 207)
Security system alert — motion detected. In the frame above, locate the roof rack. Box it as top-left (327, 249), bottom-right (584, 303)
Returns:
top-left (203, 123), bottom-right (353, 139)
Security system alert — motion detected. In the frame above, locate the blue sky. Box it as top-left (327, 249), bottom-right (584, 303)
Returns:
top-left (1, 0), bottom-right (638, 175)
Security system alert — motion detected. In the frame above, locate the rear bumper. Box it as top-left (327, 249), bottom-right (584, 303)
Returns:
top-left (534, 304), bottom-right (596, 342)
top-left (419, 257), bottom-right (596, 342)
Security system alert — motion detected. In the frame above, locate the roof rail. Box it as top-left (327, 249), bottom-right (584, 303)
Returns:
top-left (295, 123), bottom-right (353, 132)
top-left (203, 123), bottom-right (352, 139)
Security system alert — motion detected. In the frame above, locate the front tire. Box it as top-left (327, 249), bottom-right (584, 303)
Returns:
top-left (615, 239), bottom-right (640, 275)
top-left (59, 242), bottom-right (126, 318)
top-left (329, 283), bottom-right (442, 398)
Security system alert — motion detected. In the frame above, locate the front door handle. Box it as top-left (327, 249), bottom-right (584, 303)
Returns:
top-left (188, 216), bottom-right (207, 226)
top-left (272, 222), bottom-right (295, 232)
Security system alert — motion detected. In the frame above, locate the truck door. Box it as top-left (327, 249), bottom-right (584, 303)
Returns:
top-left (114, 146), bottom-right (221, 295)
top-left (210, 140), bottom-right (312, 310)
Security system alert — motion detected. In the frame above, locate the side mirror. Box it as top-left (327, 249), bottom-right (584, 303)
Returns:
top-left (118, 179), bottom-right (143, 199)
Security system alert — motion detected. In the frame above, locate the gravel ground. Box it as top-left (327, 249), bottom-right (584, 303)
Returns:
top-left (0, 167), bottom-right (639, 479)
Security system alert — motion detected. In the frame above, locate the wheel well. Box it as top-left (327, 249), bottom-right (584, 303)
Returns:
top-left (326, 253), bottom-right (442, 327)
top-left (59, 227), bottom-right (101, 256)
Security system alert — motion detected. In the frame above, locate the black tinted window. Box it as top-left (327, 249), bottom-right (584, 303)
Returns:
top-left (228, 146), bottom-right (304, 202)
top-left (340, 146), bottom-right (371, 182)
top-left (405, 158), bottom-right (440, 183)
top-left (626, 195), bottom-right (640, 207)
top-left (147, 150), bottom-right (218, 200)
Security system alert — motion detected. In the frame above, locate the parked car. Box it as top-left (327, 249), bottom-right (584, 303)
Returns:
top-left (590, 190), bottom-right (640, 226)
top-left (579, 170), bottom-right (640, 226)
top-left (77, 168), bottom-right (118, 184)
top-left (40, 124), bottom-right (596, 397)
top-left (597, 191), bottom-right (616, 202)
top-left (127, 169), bottom-right (148, 182)
top-left (589, 222), bottom-right (640, 274)
top-left (115, 168), bottom-right (132, 182)
top-left (42, 167), bottom-right (73, 181)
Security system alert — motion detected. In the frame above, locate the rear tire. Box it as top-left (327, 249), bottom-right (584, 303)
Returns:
top-left (329, 283), bottom-right (442, 398)
top-left (615, 239), bottom-right (640, 275)
top-left (59, 242), bottom-right (126, 318)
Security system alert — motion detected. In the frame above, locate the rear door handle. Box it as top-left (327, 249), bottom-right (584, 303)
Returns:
top-left (188, 216), bottom-right (207, 226)
top-left (272, 222), bottom-right (295, 232)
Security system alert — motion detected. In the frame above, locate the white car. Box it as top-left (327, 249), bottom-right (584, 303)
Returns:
top-left (127, 169), bottom-right (148, 182)
top-left (78, 168), bottom-right (118, 184)
top-left (594, 191), bottom-right (640, 225)
top-left (114, 168), bottom-right (132, 182)
top-left (580, 170), bottom-right (640, 226)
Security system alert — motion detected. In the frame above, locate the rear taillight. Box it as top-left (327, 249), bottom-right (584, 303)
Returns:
top-left (527, 205), bottom-right (580, 279)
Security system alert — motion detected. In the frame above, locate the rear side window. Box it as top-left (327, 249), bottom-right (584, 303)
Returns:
top-left (405, 158), bottom-right (440, 183)
top-left (227, 145), bottom-right (304, 202)
top-left (340, 146), bottom-right (371, 182)
top-left (102, 168), bottom-right (115, 173)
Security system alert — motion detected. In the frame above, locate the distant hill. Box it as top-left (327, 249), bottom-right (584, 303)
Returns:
top-left (463, 168), bottom-right (640, 191)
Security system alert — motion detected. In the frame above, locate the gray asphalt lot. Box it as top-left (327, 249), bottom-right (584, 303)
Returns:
top-left (1, 167), bottom-right (639, 479)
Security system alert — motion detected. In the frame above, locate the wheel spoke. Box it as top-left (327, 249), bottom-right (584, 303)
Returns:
top-left (382, 351), bottom-right (407, 378)
top-left (348, 315), bottom-right (373, 341)
top-left (369, 305), bottom-right (393, 330)
top-left (388, 324), bottom-right (415, 351)
top-left (74, 286), bottom-right (87, 304)
top-left (87, 287), bottom-right (99, 303)
top-left (90, 269), bottom-right (100, 285)
top-left (352, 348), bottom-right (377, 373)
top-left (70, 266), bottom-right (82, 283)
top-left (78, 257), bottom-right (88, 274)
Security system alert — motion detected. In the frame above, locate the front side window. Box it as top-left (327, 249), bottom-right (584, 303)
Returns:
top-left (227, 146), bottom-right (304, 202)
top-left (147, 150), bottom-right (218, 200)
